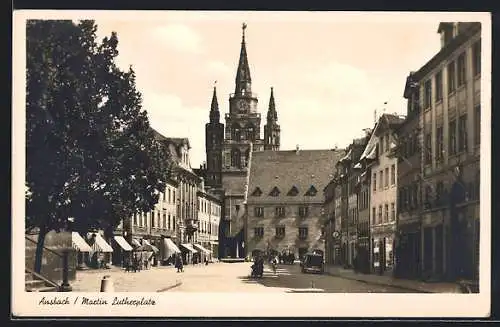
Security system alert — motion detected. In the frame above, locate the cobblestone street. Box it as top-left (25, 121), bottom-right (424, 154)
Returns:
top-left (71, 262), bottom-right (417, 293)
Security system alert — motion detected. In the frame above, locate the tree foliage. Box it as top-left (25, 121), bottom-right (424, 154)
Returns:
top-left (26, 20), bottom-right (173, 241)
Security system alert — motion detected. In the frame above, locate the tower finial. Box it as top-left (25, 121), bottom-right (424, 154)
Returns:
top-left (242, 22), bottom-right (247, 41)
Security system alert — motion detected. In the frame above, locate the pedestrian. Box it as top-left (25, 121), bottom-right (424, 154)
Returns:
top-left (175, 254), bottom-right (183, 273)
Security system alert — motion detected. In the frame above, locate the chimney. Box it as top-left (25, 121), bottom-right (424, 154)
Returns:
top-left (296, 144), bottom-right (300, 154)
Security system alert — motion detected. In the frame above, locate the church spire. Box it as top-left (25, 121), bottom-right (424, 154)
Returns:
top-left (235, 22), bottom-right (252, 95)
top-left (209, 81), bottom-right (220, 123)
top-left (267, 87), bottom-right (278, 122)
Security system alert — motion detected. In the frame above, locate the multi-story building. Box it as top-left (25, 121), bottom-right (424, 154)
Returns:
top-left (203, 24), bottom-right (281, 259)
top-left (413, 22), bottom-right (481, 282)
top-left (196, 179), bottom-right (222, 262)
top-left (245, 148), bottom-right (343, 259)
top-left (354, 130), bottom-right (373, 274)
top-left (360, 114), bottom-right (404, 275)
top-left (336, 137), bottom-right (368, 268)
top-left (393, 73), bottom-right (423, 279)
top-left (323, 176), bottom-right (337, 266)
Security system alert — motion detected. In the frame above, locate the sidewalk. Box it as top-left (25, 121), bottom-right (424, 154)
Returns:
top-left (325, 265), bottom-right (461, 293)
top-left (70, 265), bottom-right (183, 292)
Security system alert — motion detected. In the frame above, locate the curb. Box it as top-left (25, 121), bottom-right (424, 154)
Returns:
top-left (156, 281), bottom-right (183, 292)
top-left (327, 272), bottom-right (433, 293)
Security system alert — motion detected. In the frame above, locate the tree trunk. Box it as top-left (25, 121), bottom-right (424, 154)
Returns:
top-left (34, 225), bottom-right (47, 274)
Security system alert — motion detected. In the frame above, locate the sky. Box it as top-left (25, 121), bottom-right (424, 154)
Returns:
top-left (92, 12), bottom-right (446, 168)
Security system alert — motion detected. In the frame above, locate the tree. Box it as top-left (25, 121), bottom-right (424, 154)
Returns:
top-left (26, 20), bottom-right (173, 273)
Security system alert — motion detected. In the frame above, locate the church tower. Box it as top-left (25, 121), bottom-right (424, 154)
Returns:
top-left (264, 87), bottom-right (281, 150)
top-left (205, 84), bottom-right (224, 189)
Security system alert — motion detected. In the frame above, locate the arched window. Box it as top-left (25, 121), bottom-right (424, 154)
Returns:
top-left (231, 148), bottom-right (241, 168)
top-left (246, 123), bottom-right (255, 141)
top-left (231, 123), bottom-right (241, 141)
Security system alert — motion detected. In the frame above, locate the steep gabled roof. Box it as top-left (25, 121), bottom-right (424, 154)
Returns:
top-left (247, 149), bottom-right (343, 204)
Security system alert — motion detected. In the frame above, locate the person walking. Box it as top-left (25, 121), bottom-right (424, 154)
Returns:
top-left (175, 254), bottom-right (184, 273)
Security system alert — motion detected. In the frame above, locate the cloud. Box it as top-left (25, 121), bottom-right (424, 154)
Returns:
top-left (206, 60), bottom-right (232, 78)
top-left (141, 92), bottom-right (207, 167)
top-left (151, 24), bottom-right (204, 54)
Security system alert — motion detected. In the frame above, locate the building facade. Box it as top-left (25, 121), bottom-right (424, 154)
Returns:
top-left (245, 149), bottom-right (343, 260)
top-left (393, 73), bottom-right (423, 279)
top-left (204, 24), bottom-right (281, 258)
top-left (196, 180), bottom-right (222, 261)
top-left (359, 114), bottom-right (404, 275)
top-left (413, 22), bottom-right (481, 282)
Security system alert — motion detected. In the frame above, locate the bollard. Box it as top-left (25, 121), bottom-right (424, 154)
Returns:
top-left (100, 275), bottom-right (114, 292)
top-left (310, 281), bottom-right (315, 289)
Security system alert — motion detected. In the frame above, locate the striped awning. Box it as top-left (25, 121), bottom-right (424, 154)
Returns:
top-left (162, 238), bottom-right (181, 259)
top-left (193, 243), bottom-right (211, 255)
top-left (72, 232), bottom-right (92, 252)
top-left (90, 233), bottom-right (113, 252)
top-left (143, 239), bottom-right (159, 253)
top-left (114, 236), bottom-right (133, 251)
top-left (180, 243), bottom-right (198, 253)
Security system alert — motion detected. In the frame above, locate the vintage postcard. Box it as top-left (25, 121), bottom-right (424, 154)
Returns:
top-left (12, 10), bottom-right (491, 318)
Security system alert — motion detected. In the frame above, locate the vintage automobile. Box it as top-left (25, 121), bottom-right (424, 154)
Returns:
top-left (300, 252), bottom-right (324, 274)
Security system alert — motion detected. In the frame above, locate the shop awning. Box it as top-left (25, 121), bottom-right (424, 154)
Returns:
top-left (180, 243), bottom-right (198, 253)
top-left (72, 232), bottom-right (92, 252)
top-left (131, 238), bottom-right (142, 247)
top-left (90, 233), bottom-right (113, 252)
top-left (114, 236), bottom-right (133, 251)
top-left (193, 243), bottom-right (211, 255)
top-left (142, 239), bottom-right (159, 253)
top-left (163, 238), bottom-right (181, 258)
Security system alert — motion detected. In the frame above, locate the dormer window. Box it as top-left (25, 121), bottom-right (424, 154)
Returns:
top-left (287, 186), bottom-right (299, 196)
top-left (305, 185), bottom-right (318, 196)
top-left (269, 187), bottom-right (281, 197)
top-left (252, 187), bottom-right (263, 196)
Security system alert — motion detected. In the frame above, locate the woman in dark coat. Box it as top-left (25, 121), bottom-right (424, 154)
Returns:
top-left (174, 254), bottom-right (184, 273)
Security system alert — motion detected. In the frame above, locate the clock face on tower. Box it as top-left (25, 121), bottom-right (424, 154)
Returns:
top-left (237, 99), bottom-right (250, 112)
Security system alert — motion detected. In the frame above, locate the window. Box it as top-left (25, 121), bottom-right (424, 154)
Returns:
top-left (424, 186), bottom-right (432, 209)
top-left (372, 207), bottom-right (376, 225)
top-left (413, 184), bottom-right (419, 208)
top-left (457, 52), bottom-right (466, 87)
top-left (424, 79), bottom-right (432, 109)
top-left (391, 203), bottom-right (395, 221)
top-left (254, 227), bottom-right (264, 238)
top-left (231, 148), bottom-right (241, 168)
top-left (254, 207), bottom-right (264, 217)
top-left (275, 226), bottom-right (286, 238)
top-left (173, 190), bottom-right (176, 202)
top-left (275, 207), bottom-right (285, 218)
top-left (252, 187), bottom-right (263, 196)
top-left (379, 139), bottom-right (384, 154)
top-left (436, 126), bottom-right (444, 162)
top-left (385, 167), bottom-right (389, 188)
top-left (162, 191), bottom-right (166, 202)
top-left (378, 205), bottom-right (382, 224)
top-left (384, 204), bottom-right (389, 223)
top-left (173, 217), bottom-right (176, 231)
top-left (424, 133), bottom-right (432, 164)
top-left (435, 70), bottom-right (443, 102)
top-left (287, 186), bottom-right (299, 196)
top-left (167, 214), bottom-right (171, 229)
top-left (299, 206), bottom-right (309, 218)
top-left (474, 105), bottom-right (481, 145)
top-left (385, 135), bottom-right (390, 152)
top-left (379, 170), bottom-right (383, 191)
top-left (390, 164), bottom-right (396, 185)
top-left (448, 61), bottom-right (456, 93)
top-left (373, 173), bottom-right (377, 192)
top-left (298, 227), bottom-right (308, 239)
top-left (473, 40), bottom-right (481, 76)
top-left (449, 119), bottom-right (457, 155)
top-left (151, 211), bottom-right (156, 228)
top-left (269, 186), bottom-right (280, 197)
top-left (458, 114), bottom-right (468, 152)
top-left (305, 185), bottom-right (318, 196)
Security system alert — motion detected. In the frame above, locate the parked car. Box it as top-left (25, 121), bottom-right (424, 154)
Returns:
top-left (301, 252), bottom-right (324, 274)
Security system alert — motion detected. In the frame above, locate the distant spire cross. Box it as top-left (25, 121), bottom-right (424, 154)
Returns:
top-left (242, 22), bottom-right (247, 40)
